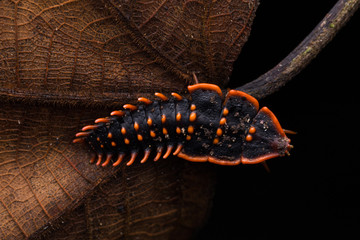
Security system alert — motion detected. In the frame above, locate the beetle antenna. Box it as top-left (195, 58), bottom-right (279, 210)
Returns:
top-left (283, 129), bottom-right (297, 135)
top-left (262, 162), bottom-right (271, 173)
top-left (192, 72), bottom-right (199, 84)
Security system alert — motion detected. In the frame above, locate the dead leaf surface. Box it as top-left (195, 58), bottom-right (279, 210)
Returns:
top-left (0, 0), bottom-right (258, 239)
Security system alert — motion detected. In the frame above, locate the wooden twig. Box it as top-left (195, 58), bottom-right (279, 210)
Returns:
top-left (237, 0), bottom-right (360, 99)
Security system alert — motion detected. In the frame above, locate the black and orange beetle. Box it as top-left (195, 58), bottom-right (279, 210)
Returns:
top-left (73, 83), bottom-right (293, 167)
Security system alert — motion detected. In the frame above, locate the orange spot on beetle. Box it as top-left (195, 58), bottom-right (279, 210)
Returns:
top-left (137, 134), bottom-right (143, 141)
top-left (219, 117), bottom-right (226, 125)
top-left (189, 112), bottom-right (196, 122)
top-left (134, 122), bottom-right (139, 131)
top-left (249, 126), bottom-right (256, 134)
top-left (222, 108), bottom-right (229, 116)
top-left (163, 128), bottom-right (168, 135)
top-left (245, 134), bottom-right (253, 142)
top-left (216, 128), bottom-right (223, 136)
top-left (147, 118), bottom-right (153, 126)
top-left (187, 125), bottom-right (194, 134)
top-left (176, 112), bottom-right (181, 121)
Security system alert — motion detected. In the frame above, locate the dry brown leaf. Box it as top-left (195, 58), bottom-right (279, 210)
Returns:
top-left (0, 0), bottom-right (258, 239)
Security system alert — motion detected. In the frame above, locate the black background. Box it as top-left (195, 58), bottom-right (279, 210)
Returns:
top-left (198, 1), bottom-right (360, 239)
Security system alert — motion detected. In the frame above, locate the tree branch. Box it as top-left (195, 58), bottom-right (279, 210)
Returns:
top-left (237, 0), bottom-right (360, 99)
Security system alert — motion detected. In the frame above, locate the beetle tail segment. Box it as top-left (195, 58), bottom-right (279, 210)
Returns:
top-left (241, 107), bottom-right (292, 164)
